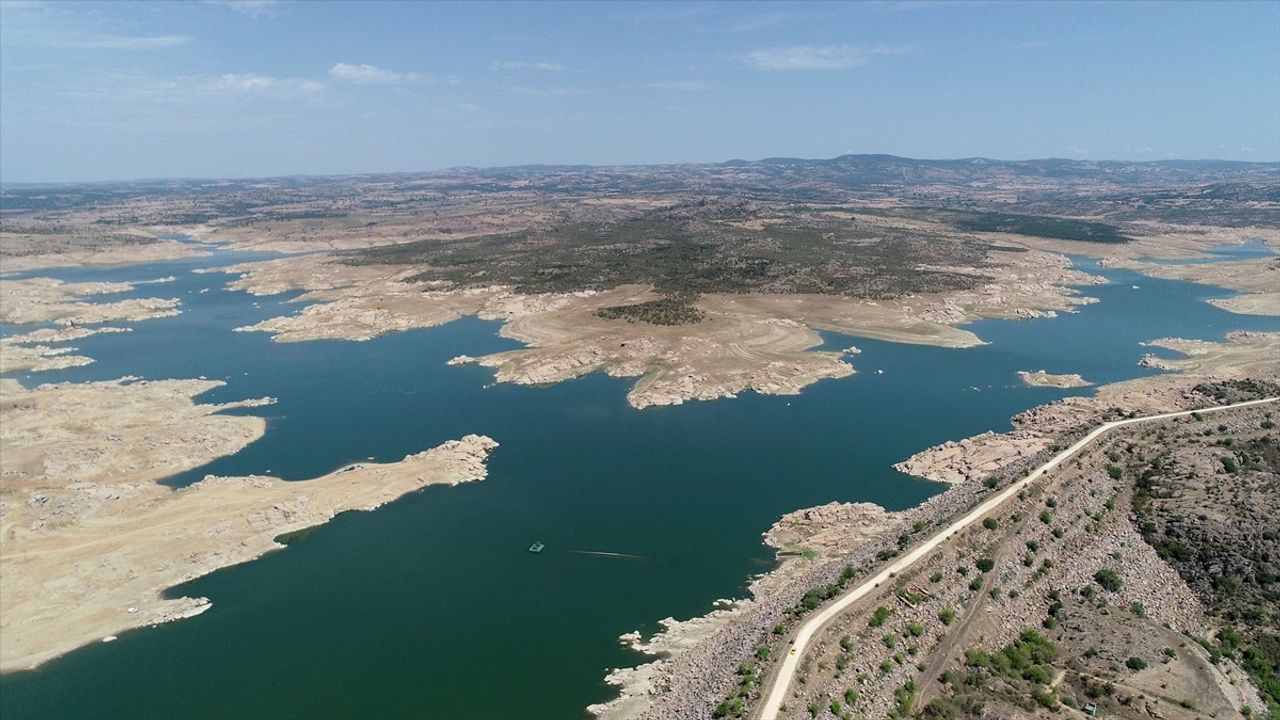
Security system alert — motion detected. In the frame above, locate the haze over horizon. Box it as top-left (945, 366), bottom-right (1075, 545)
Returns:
top-left (2, 0), bottom-right (1278, 183)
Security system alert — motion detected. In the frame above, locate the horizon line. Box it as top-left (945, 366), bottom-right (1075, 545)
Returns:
top-left (3, 152), bottom-right (1279, 188)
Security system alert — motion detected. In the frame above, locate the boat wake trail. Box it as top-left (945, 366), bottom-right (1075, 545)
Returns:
top-left (571, 550), bottom-right (648, 560)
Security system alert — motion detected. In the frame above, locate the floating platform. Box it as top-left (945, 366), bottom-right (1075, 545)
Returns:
top-left (528, 542), bottom-right (545, 553)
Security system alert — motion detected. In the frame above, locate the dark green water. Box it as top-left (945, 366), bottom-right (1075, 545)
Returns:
top-left (1, 249), bottom-right (1276, 719)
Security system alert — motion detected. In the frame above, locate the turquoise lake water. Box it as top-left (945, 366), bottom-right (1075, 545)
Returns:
top-left (1, 248), bottom-right (1276, 719)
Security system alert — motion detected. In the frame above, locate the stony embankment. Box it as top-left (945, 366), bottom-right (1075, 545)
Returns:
top-left (590, 358), bottom-right (1280, 718)
top-left (591, 446), bottom-right (1063, 719)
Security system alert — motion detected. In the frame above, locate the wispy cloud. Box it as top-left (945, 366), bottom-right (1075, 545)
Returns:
top-left (735, 44), bottom-right (915, 70)
top-left (0, 3), bottom-right (190, 50)
top-left (209, 73), bottom-right (325, 97)
top-left (506, 85), bottom-right (589, 98)
top-left (206, 0), bottom-right (280, 17)
top-left (490, 60), bottom-right (566, 72)
top-left (727, 12), bottom-right (790, 33)
top-left (862, 0), bottom-right (994, 13)
top-left (1066, 145), bottom-right (1090, 157)
top-left (615, 5), bottom-right (713, 23)
top-left (38, 31), bottom-right (191, 50)
top-left (328, 63), bottom-right (456, 85)
top-left (644, 80), bottom-right (710, 92)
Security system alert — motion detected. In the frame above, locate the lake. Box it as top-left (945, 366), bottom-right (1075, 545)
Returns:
top-left (1, 248), bottom-right (1276, 719)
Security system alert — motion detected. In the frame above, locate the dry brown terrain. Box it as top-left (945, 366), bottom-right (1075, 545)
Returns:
top-left (213, 245), bottom-right (1100, 409)
top-left (771, 402), bottom-right (1273, 720)
top-left (1, 156), bottom-right (1275, 708)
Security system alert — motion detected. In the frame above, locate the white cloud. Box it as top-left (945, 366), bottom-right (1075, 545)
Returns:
top-left (329, 63), bottom-right (420, 85)
top-left (507, 85), bottom-right (589, 97)
top-left (208, 73), bottom-right (325, 97)
top-left (328, 62), bottom-right (457, 86)
top-left (490, 60), bottom-right (566, 72)
top-left (727, 12), bottom-right (790, 32)
top-left (206, 0), bottom-right (279, 17)
top-left (644, 80), bottom-right (709, 92)
top-left (1066, 145), bottom-right (1090, 157)
top-left (735, 44), bottom-right (914, 70)
top-left (615, 5), bottom-right (713, 23)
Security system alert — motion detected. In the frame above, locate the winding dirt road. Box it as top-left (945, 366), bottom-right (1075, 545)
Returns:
top-left (756, 396), bottom-right (1279, 720)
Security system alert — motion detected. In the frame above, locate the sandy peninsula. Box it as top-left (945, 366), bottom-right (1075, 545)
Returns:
top-left (0, 326), bottom-right (131, 374)
top-left (1007, 224), bottom-right (1280, 316)
top-left (1105, 255), bottom-right (1280, 317)
top-left (217, 245), bottom-right (1102, 409)
top-left (0, 276), bottom-right (180, 326)
top-left (0, 235), bottom-right (208, 275)
top-left (0, 376), bottom-right (498, 671)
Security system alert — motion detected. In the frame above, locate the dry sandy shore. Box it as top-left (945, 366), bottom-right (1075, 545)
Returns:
top-left (0, 326), bottom-right (131, 374)
top-left (0, 376), bottom-right (498, 672)
top-left (219, 247), bottom-right (1101, 408)
top-left (1010, 224), bottom-right (1280, 317)
top-left (899, 331), bottom-right (1280, 484)
top-left (0, 236), bottom-right (208, 275)
top-left (0, 276), bottom-right (180, 326)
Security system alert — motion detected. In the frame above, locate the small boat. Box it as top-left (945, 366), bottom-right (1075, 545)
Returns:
top-left (528, 542), bottom-right (546, 554)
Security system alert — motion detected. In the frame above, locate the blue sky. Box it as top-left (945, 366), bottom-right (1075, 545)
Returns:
top-left (1, 0), bottom-right (1277, 182)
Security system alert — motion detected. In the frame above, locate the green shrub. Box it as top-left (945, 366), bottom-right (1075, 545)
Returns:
top-left (1126, 656), bottom-right (1147, 671)
top-left (1094, 568), bottom-right (1123, 592)
top-left (869, 606), bottom-right (891, 627)
top-left (1033, 687), bottom-right (1058, 709)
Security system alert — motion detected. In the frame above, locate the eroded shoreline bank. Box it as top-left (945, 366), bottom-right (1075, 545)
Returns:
top-left (0, 373), bottom-right (498, 672)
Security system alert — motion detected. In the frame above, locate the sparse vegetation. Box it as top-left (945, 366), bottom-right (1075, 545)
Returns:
top-left (595, 294), bottom-right (706, 326)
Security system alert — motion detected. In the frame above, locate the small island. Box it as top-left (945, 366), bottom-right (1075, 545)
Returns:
top-left (1017, 369), bottom-right (1094, 388)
